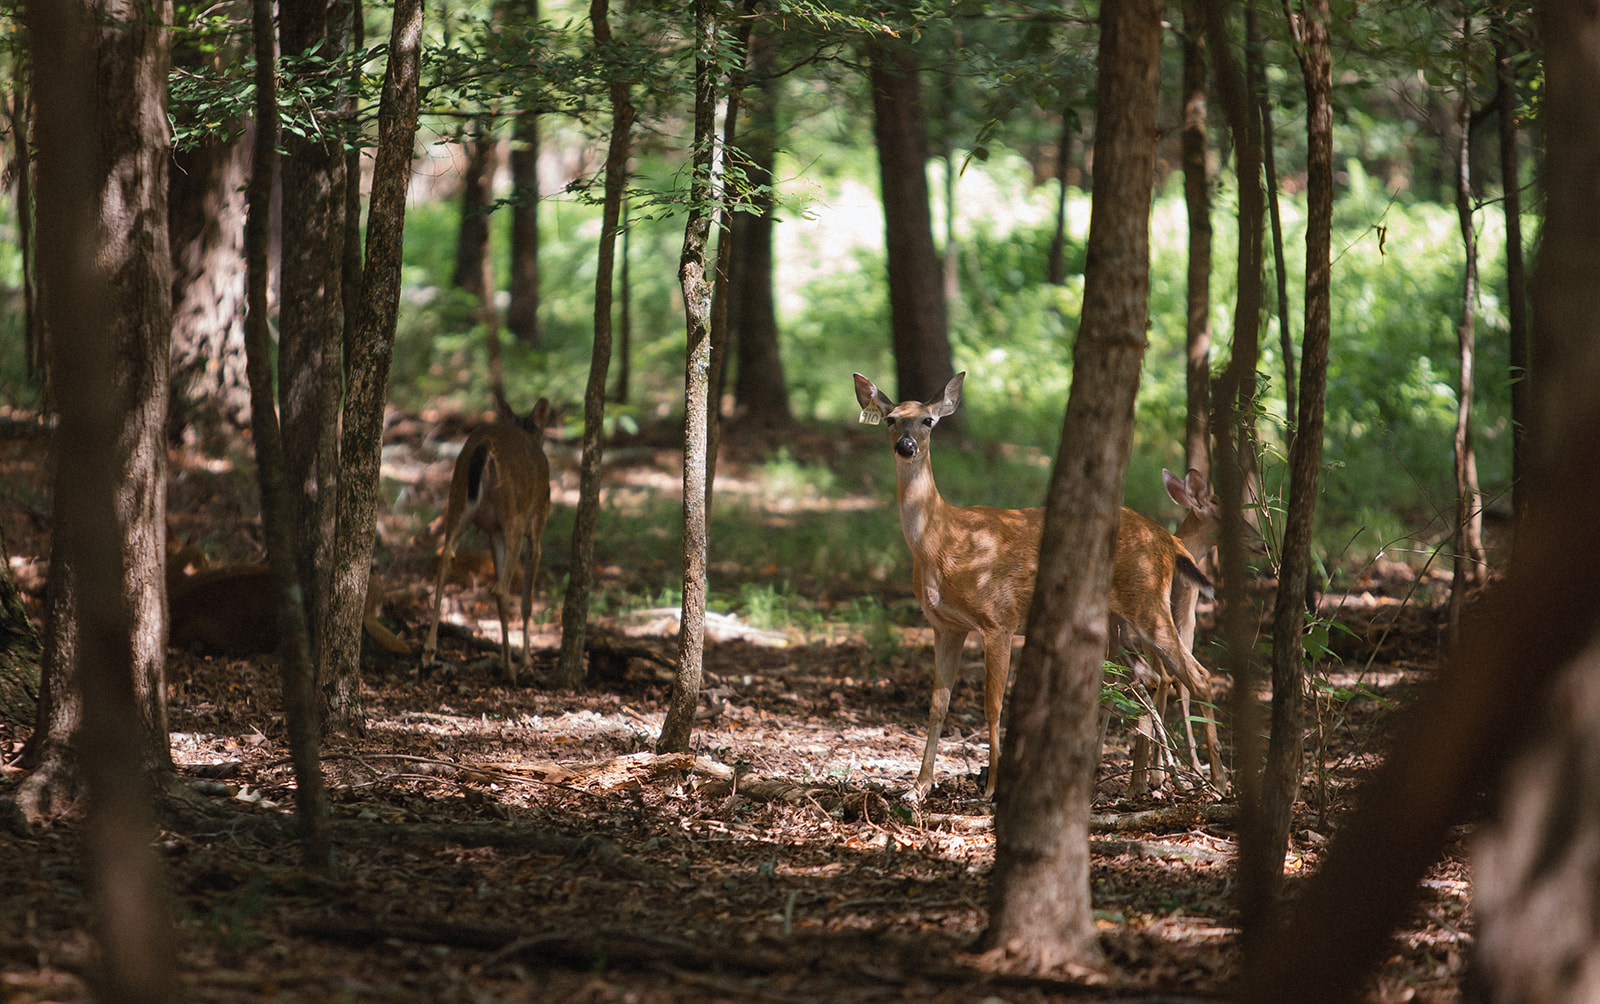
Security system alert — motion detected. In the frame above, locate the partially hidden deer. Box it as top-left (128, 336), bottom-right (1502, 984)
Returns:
top-left (854, 372), bottom-right (1222, 801)
top-left (422, 395), bottom-right (552, 683)
top-left (165, 539), bottom-right (410, 658)
top-left (1121, 468), bottom-right (1229, 795)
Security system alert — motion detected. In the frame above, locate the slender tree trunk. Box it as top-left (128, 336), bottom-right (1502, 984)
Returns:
top-left (979, 0), bottom-right (1162, 973)
top-left (24, 2), bottom-right (175, 997)
top-left (338, 0), bottom-right (364, 362)
top-left (870, 38), bottom-right (955, 407)
top-left (1181, 0), bottom-right (1211, 476)
top-left (729, 21), bottom-right (790, 427)
top-left (1046, 115), bottom-right (1076, 285)
top-left (1449, 17), bottom-right (1487, 646)
top-left (11, 68), bottom-right (39, 389)
top-left (1495, 9), bottom-right (1529, 531)
top-left (508, 100), bottom-right (541, 347)
top-left (1256, 11), bottom-right (1296, 431)
top-left (658, 0), bottom-right (717, 754)
top-left (1201, 0), bottom-right (1269, 942)
top-left (705, 5), bottom-right (755, 500)
top-left (277, 0), bottom-right (347, 667)
top-left (454, 119), bottom-right (498, 299)
top-left (325, 0), bottom-right (424, 735)
top-left (613, 199), bottom-right (632, 403)
top-left (1243, 0), bottom-right (1333, 956)
top-left (554, 0), bottom-right (631, 689)
top-left (245, 0), bottom-right (331, 870)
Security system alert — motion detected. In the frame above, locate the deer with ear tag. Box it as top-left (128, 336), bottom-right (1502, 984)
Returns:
top-left (854, 372), bottom-right (1223, 800)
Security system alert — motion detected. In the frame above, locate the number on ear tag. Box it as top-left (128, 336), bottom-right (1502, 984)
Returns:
top-left (858, 408), bottom-right (883, 426)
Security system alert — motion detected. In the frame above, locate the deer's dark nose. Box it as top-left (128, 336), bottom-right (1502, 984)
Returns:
top-left (894, 435), bottom-right (918, 459)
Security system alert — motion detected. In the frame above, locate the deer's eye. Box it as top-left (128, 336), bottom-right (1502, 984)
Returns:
top-left (922, 417), bottom-right (935, 427)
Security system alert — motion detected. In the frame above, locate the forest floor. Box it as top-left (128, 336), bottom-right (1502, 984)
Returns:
top-left (0, 407), bottom-right (1470, 1003)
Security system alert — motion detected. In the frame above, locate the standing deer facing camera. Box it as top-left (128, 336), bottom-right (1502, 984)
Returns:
top-left (854, 372), bottom-right (1224, 801)
top-left (423, 395), bottom-right (553, 683)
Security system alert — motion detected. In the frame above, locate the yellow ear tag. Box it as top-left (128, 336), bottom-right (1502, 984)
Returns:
top-left (858, 408), bottom-right (883, 426)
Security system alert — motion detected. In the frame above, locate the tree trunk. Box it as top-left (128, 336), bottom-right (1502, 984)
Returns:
top-left (1473, 2), bottom-right (1600, 994)
top-left (979, 0), bottom-right (1162, 974)
top-left (454, 119), bottom-right (498, 300)
top-left (869, 38), bottom-right (955, 408)
top-left (729, 22), bottom-right (790, 428)
top-left (1180, 0), bottom-right (1211, 476)
top-left (1241, 0), bottom-right (1333, 955)
top-left (22, 2), bottom-right (175, 997)
top-left (658, 0), bottom-right (717, 755)
top-left (1199, 0), bottom-right (1270, 942)
top-left (508, 105), bottom-right (541, 347)
top-left (277, 0), bottom-right (347, 667)
top-left (20, 0), bottom-right (176, 799)
top-left (325, 0), bottom-right (424, 736)
top-left (613, 199), bottom-right (633, 404)
top-left (1234, 3), bottom-right (1600, 986)
top-left (1448, 18), bottom-right (1487, 646)
top-left (245, 0), bottom-right (331, 870)
top-left (554, 0), bottom-right (631, 690)
top-left (1256, 10), bottom-right (1296, 432)
top-left (1493, 7), bottom-right (1528, 532)
top-left (169, 131), bottom-right (251, 436)
top-left (1046, 113), bottom-right (1074, 286)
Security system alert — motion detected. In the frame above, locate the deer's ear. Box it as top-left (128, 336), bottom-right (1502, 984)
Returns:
top-left (853, 373), bottom-right (894, 415)
top-left (930, 372), bottom-right (964, 419)
top-left (1163, 468), bottom-right (1190, 507)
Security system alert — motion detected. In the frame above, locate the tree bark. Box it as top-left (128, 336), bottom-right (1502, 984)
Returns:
top-left (168, 130), bottom-right (251, 435)
top-left (324, 0), bottom-right (424, 736)
top-left (729, 21), bottom-right (790, 428)
top-left (1495, 8), bottom-right (1529, 531)
top-left (1046, 113), bottom-right (1074, 286)
top-left (1448, 15), bottom-right (1487, 646)
top-left (1240, 0), bottom-right (1332, 954)
top-left (1199, 0), bottom-right (1270, 942)
top-left (20, 0), bottom-right (176, 797)
top-left (1180, 0), bottom-right (1211, 476)
top-left (554, 0), bottom-right (631, 690)
top-left (277, 0), bottom-right (347, 665)
top-left (869, 37), bottom-right (955, 408)
top-left (22, 1), bottom-right (175, 997)
top-left (453, 119), bottom-right (498, 300)
top-left (658, 0), bottom-right (717, 754)
top-left (979, 0), bottom-right (1162, 974)
top-left (246, 0), bottom-right (331, 869)
top-left (508, 102), bottom-right (541, 346)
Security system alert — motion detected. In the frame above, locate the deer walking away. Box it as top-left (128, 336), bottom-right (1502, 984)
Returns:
top-left (853, 371), bottom-right (1226, 801)
top-left (422, 395), bottom-right (553, 683)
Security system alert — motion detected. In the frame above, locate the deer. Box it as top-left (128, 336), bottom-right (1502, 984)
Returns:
top-left (1121, 468), bottom-right (1228, 795)
top-left (853, 371), bottom-right (1224, 801)
top-left (165, 541), bottom-right (410, 658)
top-left (422, 395), bottom-right (553, 683)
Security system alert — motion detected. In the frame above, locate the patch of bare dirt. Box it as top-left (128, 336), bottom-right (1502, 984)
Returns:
top-left (0, 411), bottom-right (1467, 1002)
